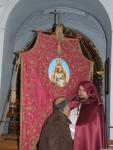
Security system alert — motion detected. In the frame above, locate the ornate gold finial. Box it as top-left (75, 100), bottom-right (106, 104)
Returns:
top-left (55, 24), bottom-right (64, 55)
top-left (55, 23), bottom-right (64, 41)
top-left (53, 10), bottom-right (64, 55)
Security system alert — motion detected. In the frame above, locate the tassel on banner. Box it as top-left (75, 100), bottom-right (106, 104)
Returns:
top-left (8, 90), bottom-right (17, 116)
top-left (8, 56), bottom-right (21, 115)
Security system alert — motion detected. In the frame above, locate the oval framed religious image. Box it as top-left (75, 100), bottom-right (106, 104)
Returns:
top-left (48, 58), bottom-right (70, 88)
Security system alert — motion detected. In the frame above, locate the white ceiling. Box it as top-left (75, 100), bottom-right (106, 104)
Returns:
top-left (4, 0), bottom-right (111, 56)
top-left (13, 7), bottom-right (106, 63)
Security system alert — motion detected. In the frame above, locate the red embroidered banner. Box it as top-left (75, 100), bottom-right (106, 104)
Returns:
top-left (20, 32), bottom-right (92, 149)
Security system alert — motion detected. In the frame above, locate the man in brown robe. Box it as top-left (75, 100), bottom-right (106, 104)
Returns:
top-left (39, 97), bottom-right (73, 150)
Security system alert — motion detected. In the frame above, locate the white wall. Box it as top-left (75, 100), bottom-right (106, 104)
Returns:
top-left (99, 0), bottom-right (113, 140)
top-left (0, 28), bottom-right (4, 89)
top-left (0, 0), bottom-right (20, 120)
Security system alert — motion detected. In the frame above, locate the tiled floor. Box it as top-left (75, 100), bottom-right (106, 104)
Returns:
top-left (108, 140), bottom-right (113, 150)
top-left (0, 135), bottom-right (18, 150)
top-left (0, 135), bottom-right (113, 150)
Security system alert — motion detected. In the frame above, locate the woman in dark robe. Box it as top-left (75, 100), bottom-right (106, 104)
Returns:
top-left (70, 80), bottom-right (108, 150)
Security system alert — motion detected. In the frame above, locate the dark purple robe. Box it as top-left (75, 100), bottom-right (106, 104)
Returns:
top-left (72, 81), bottom-right (108, 150)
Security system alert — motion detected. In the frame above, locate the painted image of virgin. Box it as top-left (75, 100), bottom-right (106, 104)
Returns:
top-left (48, 58), bottom-right (70, 87)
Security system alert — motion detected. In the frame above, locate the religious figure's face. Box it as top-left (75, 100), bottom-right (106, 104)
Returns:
top-left (56, 66), bottom-right (63, 73)
top-left (78, 85), bottom-right (88, 100)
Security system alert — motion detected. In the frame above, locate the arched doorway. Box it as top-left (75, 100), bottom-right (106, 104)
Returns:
top-left (0, 0), bottom-right (111, 142)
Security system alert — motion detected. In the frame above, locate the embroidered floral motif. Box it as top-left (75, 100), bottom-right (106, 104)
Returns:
top-left (20, 32), bottom-right (92, 150)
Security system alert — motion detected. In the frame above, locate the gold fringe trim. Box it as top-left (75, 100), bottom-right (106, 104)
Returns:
top-left (89, 62), bottom-right (94, 81)
top-left (10, 56), bottom-right (20, 104)
top-left (19, 53), bottom-right (22, 150)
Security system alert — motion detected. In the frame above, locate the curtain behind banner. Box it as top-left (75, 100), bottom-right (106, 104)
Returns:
top-left (20, 32), bottom-right (93, 150)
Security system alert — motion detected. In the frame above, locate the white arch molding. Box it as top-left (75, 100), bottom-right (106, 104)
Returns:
top-left (99, 0), bottom-right (113, 139)
top-left (0, 0), bottom-right (112, 139)
top-left (0, 0), bottom-right (20, 126)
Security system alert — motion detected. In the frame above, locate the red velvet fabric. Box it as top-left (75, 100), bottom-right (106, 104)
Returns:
top-left (20, 32), bottom-right (92, 150)
top-left (73, 81), bottom-right (108, 150)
